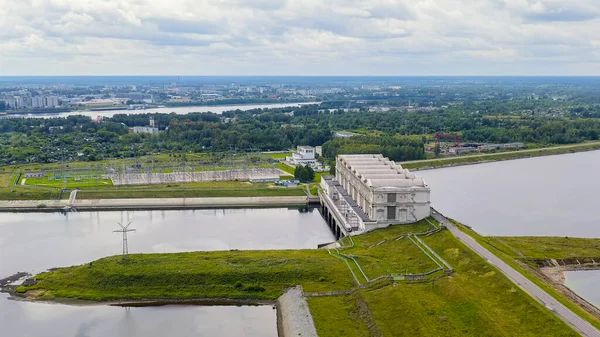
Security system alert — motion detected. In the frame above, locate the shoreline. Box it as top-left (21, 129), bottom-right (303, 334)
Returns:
top-left (3, 101), bottom-right (320, 117)
top-left (0, 196), bottom-right (313, 212)
top-left (539, 263), bottom-right (600, 317)
top-left (402, 143), bottom-right (600, 171)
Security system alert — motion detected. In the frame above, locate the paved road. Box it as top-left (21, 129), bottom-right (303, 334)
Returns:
top-left (401, 142), bottom-right (600, 165)
top-left (431, 209), bottom-right (600, 337)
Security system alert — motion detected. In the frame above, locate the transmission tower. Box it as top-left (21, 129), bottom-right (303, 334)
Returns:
top-left (114, 222), bottom-right (136, 261)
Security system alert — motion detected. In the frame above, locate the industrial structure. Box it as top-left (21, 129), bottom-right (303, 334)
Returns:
top-left (319, 154), bottom-right (430, 236)
top-left (287, 146), bottom-right (317, 166)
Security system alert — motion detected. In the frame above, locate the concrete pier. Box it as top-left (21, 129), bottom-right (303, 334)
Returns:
top-left (276, 286), bottom-right (318, 337)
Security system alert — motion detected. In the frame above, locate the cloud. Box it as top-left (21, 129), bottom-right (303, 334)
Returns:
top-left (0, 0), bottom-right (599, 75)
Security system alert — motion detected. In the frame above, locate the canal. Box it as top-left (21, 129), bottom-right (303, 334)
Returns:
top-left (0, 207), bottom-right (333, 337)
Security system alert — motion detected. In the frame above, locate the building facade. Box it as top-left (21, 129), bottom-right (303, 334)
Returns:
top-left (287, 146), bottom-right (317, 165)
top-left (333, 154), bottom-right (430, 225)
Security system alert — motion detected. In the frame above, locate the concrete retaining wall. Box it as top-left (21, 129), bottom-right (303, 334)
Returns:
top-left (276, 286), bottom-right (318, 337)
top-left (0, 196), bottom-right (308, 212)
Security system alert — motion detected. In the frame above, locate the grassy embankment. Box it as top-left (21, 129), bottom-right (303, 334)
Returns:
top-left (452, 221), bottom-right (600, 330)
top-left (19, 219), bottom-right (580, 336)
top-left (402, 141), bottom-right (600, 170)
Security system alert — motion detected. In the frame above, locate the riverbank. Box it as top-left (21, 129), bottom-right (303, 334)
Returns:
top-left (452, 223), bottom-right (600, 329)
top-left (8, 219), bottom-right (582, 337)
top-left (0, 196), bottom-right (311, 212)
top-left (401, 142), bottom-right (600, 170)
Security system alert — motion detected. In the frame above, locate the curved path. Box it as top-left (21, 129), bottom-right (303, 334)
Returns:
top-left (431, 209), bottom-right (600, 337)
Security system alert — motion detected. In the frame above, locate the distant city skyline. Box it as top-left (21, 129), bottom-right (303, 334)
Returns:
top-left (1, 0), bottom-right (600, 76)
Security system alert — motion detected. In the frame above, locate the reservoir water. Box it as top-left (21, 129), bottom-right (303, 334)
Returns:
top-left (564, 270), bottom-right (600, 309)
top-left (3, 102), bottom-right (318, 119)
top-left (418, 150), bottom-right (600, 237)
top-left (0, 207), bottom-right (332, 337)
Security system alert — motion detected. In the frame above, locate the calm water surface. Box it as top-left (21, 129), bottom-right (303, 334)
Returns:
top-left (4, 102), bottom-right (318, 119)
top-left (0, 208), bottom-right (331, 337)
top-left (564, 270), bottom-right (600, 309)
top-left (418, 150), bottom-right (600, 237)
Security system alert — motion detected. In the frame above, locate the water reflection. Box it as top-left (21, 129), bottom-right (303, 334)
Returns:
top-left (0, 293), bottom-right (277, 337)
top-left (0, 207), bottom-right (330, 337)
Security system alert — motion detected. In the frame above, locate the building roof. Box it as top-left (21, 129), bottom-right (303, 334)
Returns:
top-left (298, 145), bottom-right (314, 150)
top-left (337, 154), bottom-right (428, 190)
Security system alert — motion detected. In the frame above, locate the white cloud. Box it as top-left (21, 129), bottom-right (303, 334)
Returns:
top-left (0, 0), bottom-right (599, 75)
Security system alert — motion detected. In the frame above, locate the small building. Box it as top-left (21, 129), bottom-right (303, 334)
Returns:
top-left (130, 126), bottom-right (159, 134)
top-left (287, 146), bottom-right (317, 166)
top-left (449, 147), bottom-right (477, 155)
top-left (24, 172), bottom-right (45, 178)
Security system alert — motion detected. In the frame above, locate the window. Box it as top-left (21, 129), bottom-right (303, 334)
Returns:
top-left (387, 193), bottom-right (396, 202)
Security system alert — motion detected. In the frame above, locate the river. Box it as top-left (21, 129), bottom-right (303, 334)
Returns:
top-left (3, 102), bottom-right (319, 119)
top-left (0, 207), bottom-right (333, 337)
top-left (417, 150), bottom-right (600, 310)
top-left (418, 150), bottom-right (600, 237)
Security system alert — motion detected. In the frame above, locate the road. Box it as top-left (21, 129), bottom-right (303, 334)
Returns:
top-left (431, 209), bottom-right (600, 337)
top-left (401, 142), bottom-right (600, 165)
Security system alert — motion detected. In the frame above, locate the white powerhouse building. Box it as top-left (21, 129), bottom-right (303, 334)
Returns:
top-left (321, 154), bottom-right (430, 233)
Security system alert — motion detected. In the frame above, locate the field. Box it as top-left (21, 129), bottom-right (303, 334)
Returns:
top-left (265, 152), bottom-right (292, 159)
top-left (19, 220), bottom-right (581, 336)
top-left (491, 236), bottom-right (600, 260)
top-left (22, 175), bottom-right (113, 188)
top-left (454, 222), bottom-right (600, 330)
top-left (22, 250), bottom-right (354, 301)
top-left (402, 141), bottom-right (600, 170)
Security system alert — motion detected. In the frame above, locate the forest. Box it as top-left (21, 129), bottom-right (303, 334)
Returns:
top-left (1, 97), bottom-right (600, 165)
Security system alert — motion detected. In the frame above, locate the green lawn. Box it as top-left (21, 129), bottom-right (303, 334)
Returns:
top-left (24, 175), bottom-right (113, 189)
top-left (492, 236), bottom-right (600, 260)
top-left (22, 250), bottom-right (354, 301)
top-left (265, 152), bottom-right (291, 159)
top-left (76, 188), bottom-right (306, 199)
top-left (308, 295), bottom-right (371, 337)
top-left (453, 221), bottom-right (600, 330)
top-left (20, 219), bottom-right (583, 336)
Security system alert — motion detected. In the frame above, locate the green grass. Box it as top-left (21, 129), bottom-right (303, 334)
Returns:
top-left (492, 236), bottom-right (600, 260)
top-left (76, 188), bottom-right (306, 199)
top-left (0, 173), bottom-right (12, 187)
top-left (20, 219), bottom-right (584, 336)
top-left (358, 230), bottom-right (578, 337)
top-left (453, 222), bottom-right (600, 330)
top-left (308, 295), bottom-right (370, 337)
top-left (277, 162), bottom-right (295, 175)
top-left (265, 152), bottom-right (291, 159)
top-left (24, 176), bottom-right (113, 189)
top-left (24, 250), bottom-right (354, 301)
top-left (402, 142), bottom-right (600, 170)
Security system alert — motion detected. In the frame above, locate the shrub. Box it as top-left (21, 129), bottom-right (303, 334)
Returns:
top-left (244, 284), bottom-right (265, 292)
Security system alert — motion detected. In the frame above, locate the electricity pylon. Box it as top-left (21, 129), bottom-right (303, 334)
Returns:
top-left (114, 222), bottom-right (136, 261)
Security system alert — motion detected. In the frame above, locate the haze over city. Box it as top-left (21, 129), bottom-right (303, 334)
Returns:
top-left (2, 0), bottom-right (600, 76)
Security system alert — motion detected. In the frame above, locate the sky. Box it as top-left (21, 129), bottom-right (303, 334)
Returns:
top-left (1, 0), bottom-right (599, 76)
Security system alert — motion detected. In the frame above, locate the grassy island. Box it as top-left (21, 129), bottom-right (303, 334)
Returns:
top-left (16, 218), bottom-right (593, 336)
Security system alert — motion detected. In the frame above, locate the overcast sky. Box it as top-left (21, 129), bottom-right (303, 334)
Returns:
top-left (1, 0), bottom-right (599, 76)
